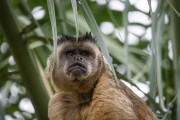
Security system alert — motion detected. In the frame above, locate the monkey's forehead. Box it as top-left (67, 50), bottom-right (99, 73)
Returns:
top-left (56, 41), bottom-right (101, 55)
top-left (58, 41), bottom-right (98, 50)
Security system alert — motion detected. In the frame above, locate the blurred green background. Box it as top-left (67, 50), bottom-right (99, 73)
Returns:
top-left (0, 0), bottom-right (179, 120)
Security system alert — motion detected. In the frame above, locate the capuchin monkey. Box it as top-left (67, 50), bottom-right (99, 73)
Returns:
top-left (46, 32), bottom-right (158, 120)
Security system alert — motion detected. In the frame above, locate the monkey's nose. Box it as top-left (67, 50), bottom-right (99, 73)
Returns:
top-left (73, 56), bottom-right (82, 61)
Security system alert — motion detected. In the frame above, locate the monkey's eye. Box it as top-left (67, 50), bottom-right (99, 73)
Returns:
top-left (66, 51), bottom-right (74, 57)
top-left (80, 50), bottom-right (90, 56)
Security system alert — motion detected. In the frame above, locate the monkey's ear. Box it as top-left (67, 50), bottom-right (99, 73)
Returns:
top-left (45, 55), bottom-right (55, 78)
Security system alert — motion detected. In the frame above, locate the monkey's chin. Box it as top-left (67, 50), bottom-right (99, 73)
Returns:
top-left (67, 66), bottom-right (87, 80)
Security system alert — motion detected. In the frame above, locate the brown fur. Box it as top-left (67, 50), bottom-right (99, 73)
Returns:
top-left (47, 34), bottom-right (158, 120)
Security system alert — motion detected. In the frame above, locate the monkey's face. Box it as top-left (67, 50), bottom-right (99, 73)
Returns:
top-left (46, 33), bottom-right (105, 92)
top-left (51, 40), bottom-right (104, 92)
top-left (58, 41), bottom-right (98, 80)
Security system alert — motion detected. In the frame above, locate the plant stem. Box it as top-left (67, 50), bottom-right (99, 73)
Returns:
top-left (0, 0), bottom-right (49, 119)
top-left (171, 0), bottom-right (180, 120)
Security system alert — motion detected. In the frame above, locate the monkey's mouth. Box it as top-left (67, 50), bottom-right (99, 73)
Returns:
top-left (67, 63), bottom-right (87, 77)
top-left (68, 63), bottom-right (87, 70)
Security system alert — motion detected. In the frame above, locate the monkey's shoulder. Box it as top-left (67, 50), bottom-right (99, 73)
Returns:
top-left (93, 73), bottom-right (158, 120)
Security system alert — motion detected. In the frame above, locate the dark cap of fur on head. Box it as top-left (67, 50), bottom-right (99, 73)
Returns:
top-left (57, 32), bottom-right (96, 45)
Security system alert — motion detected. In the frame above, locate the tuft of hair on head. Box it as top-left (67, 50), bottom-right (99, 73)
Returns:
top-left (57, 32), bottom-right (96, 45)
